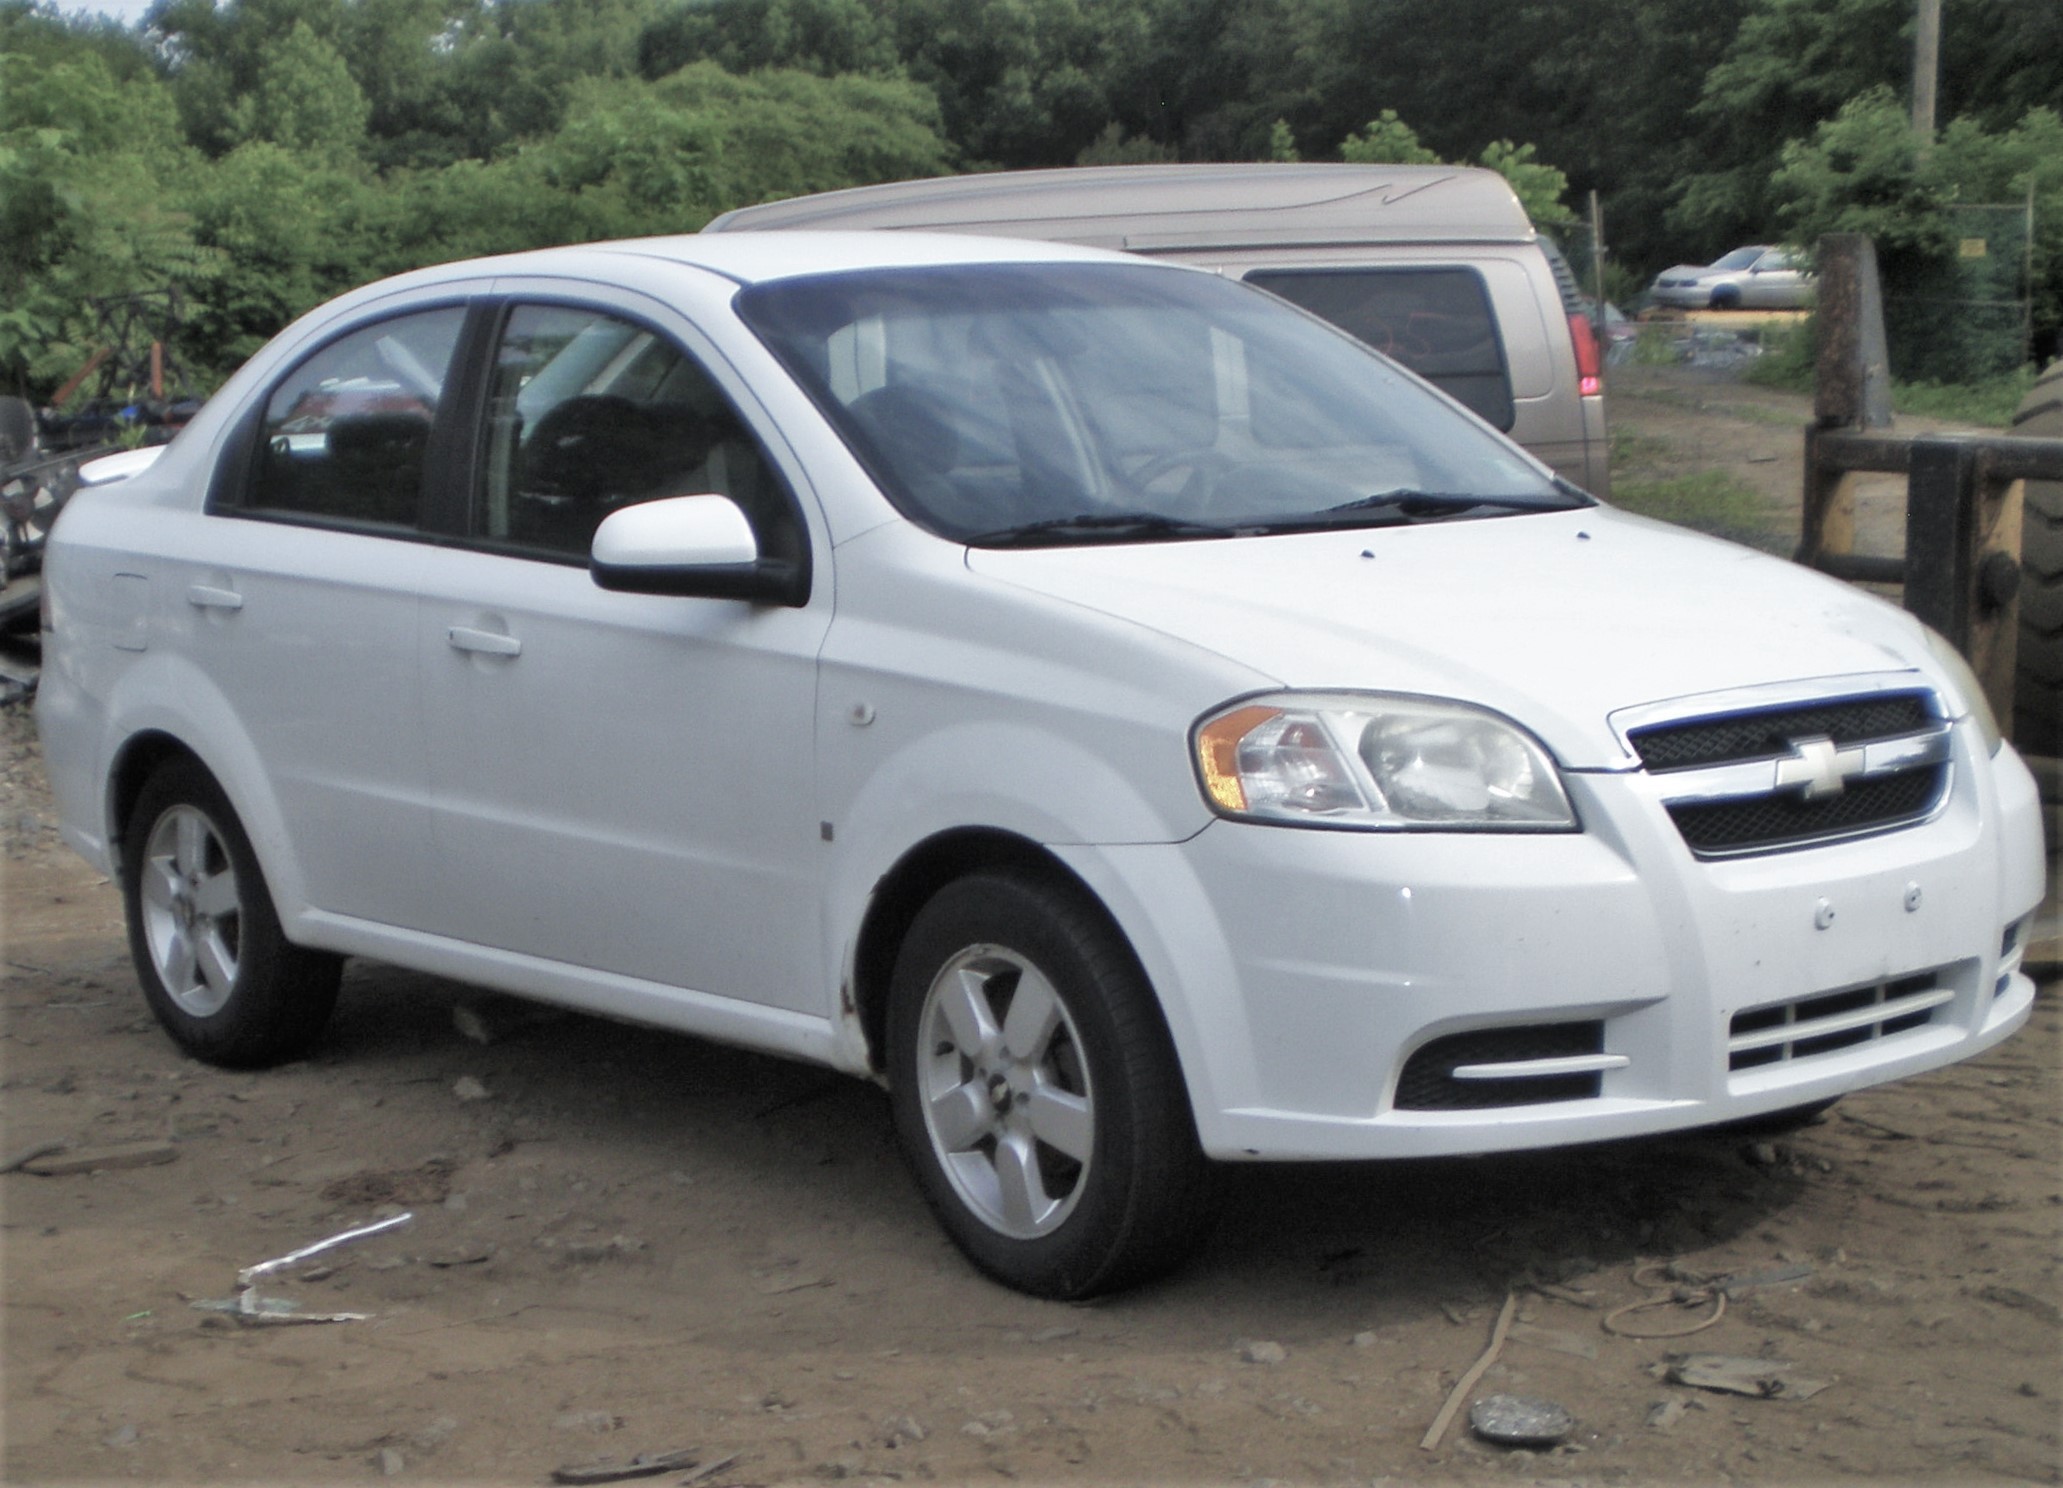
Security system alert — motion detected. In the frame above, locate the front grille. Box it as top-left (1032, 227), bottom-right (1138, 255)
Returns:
top-left (1728, 973), bottom-right (1950, 1072)
top-left (1668, 768), bottom-right (1941, 853)
top-left (1629, 694), bottom-right (1934, 772)
top-left (1396, 1021), bottom-right (1605, 1110)
top-left (1627, 690), bottom-right (1949, 856)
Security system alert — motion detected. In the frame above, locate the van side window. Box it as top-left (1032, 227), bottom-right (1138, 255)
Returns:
top-left (1244, 268), bottom-right (1515, 432)
top-left (249, 306), bottom-right (467, 528)
top-left (478, 304), bottom-right (800, 564)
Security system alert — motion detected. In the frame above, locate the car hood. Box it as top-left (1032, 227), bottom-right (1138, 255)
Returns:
top-left (965, 506), bottom-right (1932, 769)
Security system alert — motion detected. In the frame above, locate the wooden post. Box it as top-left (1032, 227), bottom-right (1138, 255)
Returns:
top-left (1801, 235), bottom-right (1893, 572)
top-left (1912, 0), bottom-right (1941, 145)
top-left (1973, 477), bottom-right (2025, 726)
top-left (1812, 234), bottom-right (1892, 431)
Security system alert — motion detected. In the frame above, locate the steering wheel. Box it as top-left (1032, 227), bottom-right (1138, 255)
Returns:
top-left (1126, 448), bottom-right (1241, 512)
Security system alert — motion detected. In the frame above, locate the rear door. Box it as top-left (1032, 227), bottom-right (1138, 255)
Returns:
top-left (192, 301), bottom-right (474, 928)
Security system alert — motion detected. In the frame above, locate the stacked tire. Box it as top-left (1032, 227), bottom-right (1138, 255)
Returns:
top-left (2016, 360), bottom-right (2063, 758)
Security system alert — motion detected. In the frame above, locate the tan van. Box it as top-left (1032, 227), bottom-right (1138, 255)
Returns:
top-left (707, 163), bottom-right (1610, 495)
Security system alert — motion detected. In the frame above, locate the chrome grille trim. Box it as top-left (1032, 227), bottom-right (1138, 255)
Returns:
top-left (1653, 725), bottom-right (1951, 808)
top-left (1608, 676), bottom-right (1956, 857)
top-left (1451, 1053), bottom-right (1630, 1081)
top-left (1607, 672), bottom-right (1947, 761)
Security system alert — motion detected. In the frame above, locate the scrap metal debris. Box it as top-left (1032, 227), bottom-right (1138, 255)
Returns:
top-left (1665, 1352), bottom-right (1833, 1400)
top-left (1421, 1290), bottom-right (1519, 1451)
top-left (241, 1212), bottom-right (413, 1287)
top-left (0, 1140), bottom-right (67, 1174)
top-left (15, 1140), bottom-right (175, 1175)
top-left (1468, 1393), bottom-right (1574, 1448)
top-left (1507, 1321), bottom-right (1598, 1360)
top-left (188, 1212), bottom-right (413, 1325)
top-left (549, 1447), bottom-right (707, 1484)
top-left (1603, 1261), bottom-right (1729, 1339)
top-left (1719, 1263), bottom-right (1815, 1298)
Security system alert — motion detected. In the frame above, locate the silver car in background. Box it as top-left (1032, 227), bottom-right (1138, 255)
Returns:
top-left (1649, 246), bottom-right (1814, 311)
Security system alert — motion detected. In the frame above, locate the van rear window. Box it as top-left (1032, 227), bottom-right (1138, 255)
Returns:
top-left (1244, 268), bottom-right (1514, 432)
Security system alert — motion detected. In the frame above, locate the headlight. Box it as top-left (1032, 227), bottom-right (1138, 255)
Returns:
top-left (1921, 626), bottom-right (2002, 755)
top-left (1193, 692), bottom-right (1576, 830)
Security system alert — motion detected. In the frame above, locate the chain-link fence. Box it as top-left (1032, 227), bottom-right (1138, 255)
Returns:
top-left (1883, 202), bottom-right (2033, 383)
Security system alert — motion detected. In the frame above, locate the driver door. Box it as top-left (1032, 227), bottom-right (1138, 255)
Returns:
top-left (415, 298), bottom-right (830, 1012)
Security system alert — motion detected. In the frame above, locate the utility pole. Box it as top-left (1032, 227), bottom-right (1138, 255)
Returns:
top-left (1912, 0), bottom-right (1941, 144)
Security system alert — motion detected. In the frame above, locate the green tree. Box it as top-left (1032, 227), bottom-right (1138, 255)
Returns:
top-left (225, 19), bottom-right (369, 155)
top-left (508, 60), bottom-right (952, 237)
top-left (0, 44), bottom-right (213, 393)
top-left (180, 140), bottom-right (391, 366)
top-left (638, 0), bottom-right (899, 79)
top-left (1770, 89), bottom-right (2063, 373)
top-left (1335, 112), bottom-right (1574, 231)
top-left (1675, 0), bottom-right (2063, 255)
top-left (1340, 110), bottom-right (1439, 165)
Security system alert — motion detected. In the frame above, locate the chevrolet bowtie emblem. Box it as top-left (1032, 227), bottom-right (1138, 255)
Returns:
top-left (1773, 734), bottom-right (1867, 800)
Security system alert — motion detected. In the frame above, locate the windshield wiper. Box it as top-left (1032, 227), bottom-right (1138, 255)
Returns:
top-left (1218, 486), bottom-right (1588, 538)
top-left (1321, 488), bottom-right (1584, 517)
top-left (969, 511), bottom-right (1234, 548)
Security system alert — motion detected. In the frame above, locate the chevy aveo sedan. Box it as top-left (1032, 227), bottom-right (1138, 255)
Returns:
top-left (39, 234), bottom-right (2045, 1297)
top-left (1649, 246), bottom-right (1814, 311)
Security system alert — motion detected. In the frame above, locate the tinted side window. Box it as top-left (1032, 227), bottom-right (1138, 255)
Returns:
top-left (479, 305), bottom-right (800, 564)
top-left (251, 307), bottom-right (467, 527)
top-left (1244, 268), bottom-right (1515, 431)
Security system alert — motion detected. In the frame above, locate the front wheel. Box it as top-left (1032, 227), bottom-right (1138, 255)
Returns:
top-left (121, 759), bottom-right (341, 1067)
top-left (886, 873), bottom-right (1212, 1298)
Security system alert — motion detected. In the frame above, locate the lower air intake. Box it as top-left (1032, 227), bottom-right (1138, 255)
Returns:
top-left (1728, 973), bottom-right (1951, 1072)
top-left (1395, 1021), bottom-right (1607, 1111)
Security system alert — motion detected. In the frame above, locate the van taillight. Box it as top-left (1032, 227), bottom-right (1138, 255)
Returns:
top-left (1568, 313), bottom-right (1602, 397)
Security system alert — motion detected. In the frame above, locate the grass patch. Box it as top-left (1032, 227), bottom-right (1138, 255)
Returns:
top-left (1610, 470), bottom-right (1790, 552)
top-left (1737, 314), bottom-right (2035, 424)
top-left (1890, 366), bottom-right (2036, 427)
top-left (1742, 320), bottom-right (1815, 392)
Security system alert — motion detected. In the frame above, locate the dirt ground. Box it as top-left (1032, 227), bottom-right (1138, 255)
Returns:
top-left (1606, 362), bottom-right (1997, 559)
top-left (4, 373), bottom-right (2060, 1487)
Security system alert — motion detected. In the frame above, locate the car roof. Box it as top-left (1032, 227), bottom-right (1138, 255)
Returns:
top-left (387, 230), bottom-right (1136, 294)
top-left (703, 164), bottom-right (1538, 252)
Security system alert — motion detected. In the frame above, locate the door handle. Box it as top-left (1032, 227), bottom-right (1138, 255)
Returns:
top-left (448, 625), bottom-right (522, 658)
top-left (186, 584), bottom-right (243, 611)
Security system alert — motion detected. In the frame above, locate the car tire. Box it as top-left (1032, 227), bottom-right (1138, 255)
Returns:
top-left (1708, 285), bottom-right (1741, 310)
top-left (121, 758), bottom-right (342, 1068)
top-left (886, 871), bottom-right (1213, 1298)
top-left (2012, 358), bottom-right (2063, 757)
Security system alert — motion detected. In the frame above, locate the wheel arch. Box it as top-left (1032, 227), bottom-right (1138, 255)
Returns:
top-left (849, 828), bottom-right (1164, 1079)
top-left (107, 729), bottom-right (210, 878)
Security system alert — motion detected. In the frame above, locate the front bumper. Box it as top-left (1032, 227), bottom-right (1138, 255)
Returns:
top-left (1065, 728), bottom-right (2046, 1161)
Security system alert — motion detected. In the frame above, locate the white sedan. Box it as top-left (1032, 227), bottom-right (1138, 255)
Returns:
top-left (38, 232), bottom-right (2044, 1297)
top-left (1650, 245), bottom-right (1814, 310)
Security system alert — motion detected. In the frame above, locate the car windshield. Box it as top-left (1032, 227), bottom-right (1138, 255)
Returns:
top-left (1709, 247), bottom-right (1766, 271)
top-left (735, 262), bottom-right (1582, 546)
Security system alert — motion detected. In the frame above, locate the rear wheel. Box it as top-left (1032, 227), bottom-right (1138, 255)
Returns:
top-left (2013, 359), bottom-right (2063, 756)
top-left (121, 759), bottom-right (341, 1067)
top-left (886, 872), bottom-right (1212, 1298)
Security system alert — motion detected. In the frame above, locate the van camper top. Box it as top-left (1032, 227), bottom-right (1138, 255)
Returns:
top-left (705, 163), bottom-right (1538, 254)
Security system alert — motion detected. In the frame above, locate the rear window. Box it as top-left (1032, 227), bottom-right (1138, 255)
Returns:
top-left (1243, 268), bottom-right (1514, 432)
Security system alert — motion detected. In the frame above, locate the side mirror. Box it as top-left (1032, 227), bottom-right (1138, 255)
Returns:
top-left (590, 494), bottom-right (807, 606)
